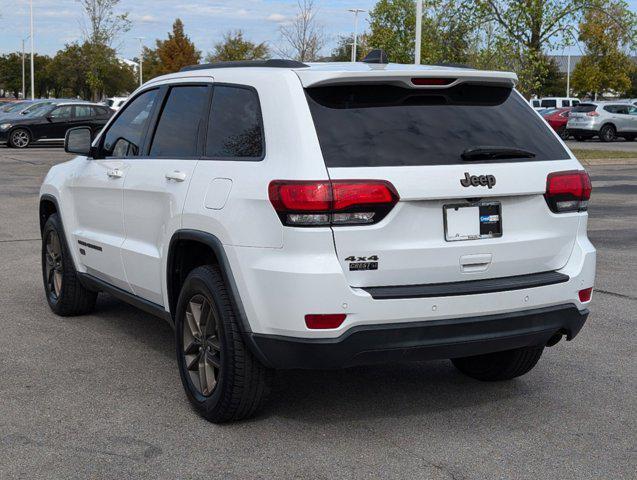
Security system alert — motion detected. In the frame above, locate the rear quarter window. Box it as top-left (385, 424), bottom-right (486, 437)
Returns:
top-left (306, 83), bottom-right (569, 168)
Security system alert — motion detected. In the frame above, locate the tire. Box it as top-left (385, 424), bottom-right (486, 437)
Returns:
top-left (557, 127), bottom-right (569, 140)
top-left (42, 214), bottom-right (97, 316)
top-left (175, 265), bottom-right (271, 423)
top-left (8, 128), bottom-right (31, 148)
top-left (599, 124), bottom-right (616, 142)
top-left (451, 346), bottom-right (544, 381)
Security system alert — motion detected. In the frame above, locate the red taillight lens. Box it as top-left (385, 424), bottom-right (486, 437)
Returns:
top-left (545, 170), bottom-right (592, 213)
top-left (578, 288), bottom-right (593, 303)
top-left (269, 180), bottom-right (399, 226)
top-left (305, 314), bottom-right (346, 329)
top-left (411, 77), bottom-right (455, 86)
top-left (586, 111), bottom-right (599, 117)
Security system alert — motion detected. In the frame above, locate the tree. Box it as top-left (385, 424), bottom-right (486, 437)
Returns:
top-left (278, 0), bottom-right (325, 61)
top-left (571, 0), bottom-right (637, 98)
top-left (368, 0), bottom-right (481, 65)
top-left (207, 30), bottom-right (269, 62)
top-left (477, 0), bottom-right (596, 95)
top-left (331, 34), bottom-right (370, 61)
top-left (0, 53), bottom-right (24, 98)
top-left (151, 19), bottom-right (201, 76)
top-left (77, 0), bottom-right (131, 46)
top-left (78, 0), bottom-right (131, 100)
top-left (368, 0), bottom-right (415, 64)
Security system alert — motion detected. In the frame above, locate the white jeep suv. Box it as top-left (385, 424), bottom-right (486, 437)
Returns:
top-left (39, 57), bottom-right (596, 422)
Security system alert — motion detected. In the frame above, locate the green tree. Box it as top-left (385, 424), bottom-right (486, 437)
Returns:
top-left (141, 46), bottom-right (163, 81)
top-left (48, 44), bottom-right (90, 98)
top-left (331, 34), bottom-right (370, 61)
top-left (571, 0), bottom-right (637, 98)
top-left (477, 0), bottom-right (597, 95)
top-left (0, 53), bottom-right (25, 98)
top-left (207, 30), bottom-right (269, 62)
top-left (368, 0), bottom-right (416, 64)
top-left (151, 19), bottom-right (201, 76)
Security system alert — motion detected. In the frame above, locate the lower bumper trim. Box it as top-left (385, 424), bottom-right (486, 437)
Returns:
top-left (248, 304), bottom-right (588, 369)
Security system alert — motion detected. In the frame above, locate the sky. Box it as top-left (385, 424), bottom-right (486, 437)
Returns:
top-left (1, 0), bottom-right (636, 61)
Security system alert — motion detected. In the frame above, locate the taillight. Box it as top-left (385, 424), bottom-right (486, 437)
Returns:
top-left (545, 170), bottom-right (592, 213)
top-left (268, 180), bottom-right (399, 227)
top-left (586, 111), bottom-right (599, 117)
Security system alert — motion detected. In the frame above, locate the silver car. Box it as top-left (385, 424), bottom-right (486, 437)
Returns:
top-left (566, 101), bottom-right (637, 142)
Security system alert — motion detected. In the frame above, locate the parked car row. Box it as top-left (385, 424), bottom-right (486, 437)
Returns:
top-left (0, 100), bottom-right (114, 148)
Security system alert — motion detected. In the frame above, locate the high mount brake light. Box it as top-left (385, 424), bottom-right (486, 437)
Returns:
top-left (411, 77), bottom-right (455, 86)
top-left (545, 170), bottom-right (592, 213)
top-left (268, 180), bottom-right (399, 227)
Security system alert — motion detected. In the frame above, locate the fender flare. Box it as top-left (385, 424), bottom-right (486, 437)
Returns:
top-left (39, 193), bottom-right (78, 271)
top-left (167, 230), bottom-right (273, 366)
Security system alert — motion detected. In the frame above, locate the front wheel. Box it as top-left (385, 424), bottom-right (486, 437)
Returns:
top-left (42, 214), bottom-right (97, 315)
top-left (175, 265), bottom-right (271, 423)
top-left (451, 346), bottom-right (544, 381)
top-left (8, 128), bottom-right (31, 148)
top-left (558, 127), bottom-right (569, 140)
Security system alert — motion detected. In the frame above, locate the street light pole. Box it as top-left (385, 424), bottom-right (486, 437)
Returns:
top-left (415, 0), bottom-right (423, 64)
top-left (566, 53), bottom-right (571, 98)
top-left (347, 9), bottom-right (365, 62)
top-left (135, 37), bottom-right (145, 87)
top-left (29, 0), bottom-right (34, 100)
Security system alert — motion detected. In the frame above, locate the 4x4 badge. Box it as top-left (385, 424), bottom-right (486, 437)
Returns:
top-left (460, 172), bottom-right (496, 189)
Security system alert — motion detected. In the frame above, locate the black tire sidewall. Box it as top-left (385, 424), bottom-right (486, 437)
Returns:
top-left (175, 269), bottom-right (231, 416)
top-left (600, 125), bottom-right (615, 142)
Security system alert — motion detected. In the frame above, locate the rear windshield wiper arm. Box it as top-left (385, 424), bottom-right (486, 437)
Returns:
top-left (461, 146), bottom-right (536, 161)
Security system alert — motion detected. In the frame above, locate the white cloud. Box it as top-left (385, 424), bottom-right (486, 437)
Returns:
top-left (267, 13), bottom-right (287, 22)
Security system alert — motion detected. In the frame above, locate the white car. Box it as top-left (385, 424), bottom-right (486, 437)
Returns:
top-left (536, 97), bottom-right (581, 109)
top-left (39, 57), bottom-right (596, 422)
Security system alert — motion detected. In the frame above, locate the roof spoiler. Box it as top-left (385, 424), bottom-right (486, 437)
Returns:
top-left (180, 59), bottom-right (309, 72)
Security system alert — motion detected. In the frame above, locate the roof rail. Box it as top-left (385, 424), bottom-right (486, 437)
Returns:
top-left (180, 59), bottom-right (309, 72)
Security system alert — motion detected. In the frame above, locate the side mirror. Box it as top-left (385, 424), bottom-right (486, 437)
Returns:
top-left (65, 127), bottom-right (93, 156)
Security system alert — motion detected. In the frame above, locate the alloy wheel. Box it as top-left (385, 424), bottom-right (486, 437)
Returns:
top-left (11, 130), bottom-right (29, 148)
top-left (183, 294), bottom-right (221, 396)
top-left (44, 230), bottom-right (63, 300)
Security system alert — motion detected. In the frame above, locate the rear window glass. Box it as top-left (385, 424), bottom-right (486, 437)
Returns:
top-left (572, 104), bottom-right (596, 113)
top-left (306, 83), bottom-right (569, 168)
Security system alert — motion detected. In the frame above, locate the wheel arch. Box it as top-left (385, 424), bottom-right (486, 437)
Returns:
top-left (8, 125), bottom-right (35, 141)
top-left (39, 193), bottom-right (81, 273)
top-left (166, 230), bottom-right (253, 335)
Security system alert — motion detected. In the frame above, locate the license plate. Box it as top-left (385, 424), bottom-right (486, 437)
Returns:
top-left (444, 202), bottom-right (502, 241)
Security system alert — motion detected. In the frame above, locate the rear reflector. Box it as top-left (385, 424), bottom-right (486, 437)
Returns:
top-left (578, 287), bottom-right (593, 303)
top-left (411, 77), bottom-right (455, 86)
top-left (545, 170), bottom-right (592, 213)
top-left (305, 314), bottom-right (346, 329)
top-left (269, 180), bottom-right (399, 227)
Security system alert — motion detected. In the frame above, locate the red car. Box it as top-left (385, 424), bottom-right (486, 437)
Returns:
top-left (542, 107), bottom-right (572, 139)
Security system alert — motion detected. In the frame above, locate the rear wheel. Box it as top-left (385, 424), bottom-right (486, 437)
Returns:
top-left (451, 346), bottom-right (544, 381)
top-left (42, 214), bottom-right (97, 315)
top-left (599, 124), bottom-right (616, 142)
top-left (175, 265), bottom-right (271, 422)
top-left (8, 128), bottom-right (31, 148)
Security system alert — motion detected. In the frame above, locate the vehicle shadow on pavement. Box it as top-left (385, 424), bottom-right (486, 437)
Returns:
top-left (89, 295), bottom-right (533, 425)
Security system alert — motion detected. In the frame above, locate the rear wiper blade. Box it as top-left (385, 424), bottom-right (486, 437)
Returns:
top-left (461, 146), bottom-right (536, 161)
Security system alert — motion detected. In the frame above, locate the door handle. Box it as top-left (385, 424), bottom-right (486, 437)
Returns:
top-left (107, 168), bottom-right (123, 179)
top-left (165, 170), bottom-right (187, 182)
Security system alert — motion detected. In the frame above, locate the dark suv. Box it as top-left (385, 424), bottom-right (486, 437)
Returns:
top-left (0, 102), bottom-right (113, 148)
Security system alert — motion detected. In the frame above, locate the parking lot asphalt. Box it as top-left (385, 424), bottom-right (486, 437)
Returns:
top-left (566, 138), bottom-right (637, 152)
top-left (0, 146), bottom-right (635, 479)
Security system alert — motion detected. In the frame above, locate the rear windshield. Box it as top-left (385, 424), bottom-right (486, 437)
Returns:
top-left (306, 83), bottom-right (569, 167)
top-left (572, 104), bottom-right (597, 113)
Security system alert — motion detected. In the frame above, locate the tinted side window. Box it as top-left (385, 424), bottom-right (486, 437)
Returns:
top-left (206, 86), bottom-right (264, 159)
top-left (562, 100), bottom-right (570, 107)
top-left (102, 89), bottom-right (157, 158)
top-left (149, 85), bottom-right (209, 158)
top-left (572, 100), bottom-right (580, 106)
top-left (75, 105), bottom-right (93, 118)
top-left (50, 106), bottom-right (73, 119)
top-left (541, 99), bottom-right (557, 107)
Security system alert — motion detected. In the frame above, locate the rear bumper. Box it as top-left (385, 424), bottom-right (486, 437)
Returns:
top-left (566, 127), bottom-right (598, 136)
top-left (249, 304), bottom-right (588, 369)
